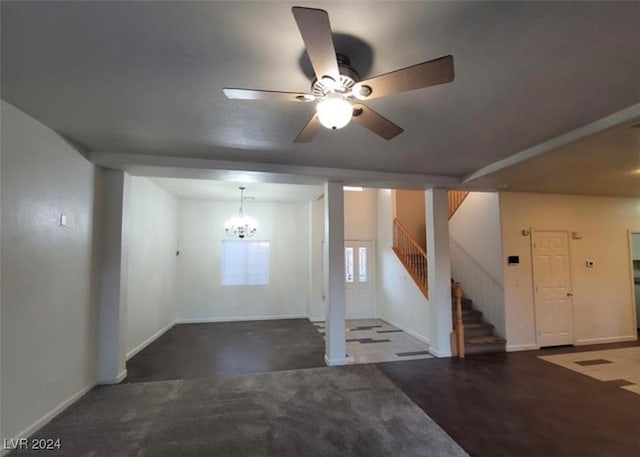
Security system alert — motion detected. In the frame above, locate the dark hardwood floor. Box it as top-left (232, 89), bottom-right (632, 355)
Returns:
top-left (125, 319), bottom-right (639, 456)
top-left (378, 341), bottom-right (640, 457)
top-left (124, 319), bottom-right (325, 383)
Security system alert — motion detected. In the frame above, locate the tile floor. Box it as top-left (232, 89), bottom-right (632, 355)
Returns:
top-left (314, 319), bottom-right (433, 364)
top-left (539, 346), bottom-right (640, 395)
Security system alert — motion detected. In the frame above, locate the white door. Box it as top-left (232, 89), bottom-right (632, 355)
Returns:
top-left (345, 241), bottom-right (374, 319)
top-left (532, 231), bottom-right (574, 347)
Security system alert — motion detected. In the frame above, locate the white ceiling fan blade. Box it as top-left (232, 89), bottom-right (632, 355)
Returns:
top-left (355, 55), bottom-right (454, 100)
top-left (292, 7), bottom-right (340, 81)
top-left (294, 114), bottom-right (322, 143)
top-left (352, 104), bottom-right (404, 140)
top-left (223, 88), bottom-right (315, 102)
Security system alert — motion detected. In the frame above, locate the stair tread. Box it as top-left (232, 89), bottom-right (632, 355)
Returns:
top-left (464, 322), bottom-right (493, 329)
top-left (465, 335), bottom-right (506, 344)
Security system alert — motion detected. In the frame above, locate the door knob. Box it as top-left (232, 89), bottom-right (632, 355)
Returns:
top-left (566, 292), bottom-right (574, 297)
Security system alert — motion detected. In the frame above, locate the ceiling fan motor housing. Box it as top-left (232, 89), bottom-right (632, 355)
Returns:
top-left (311, 54), bottom-right (360, 97)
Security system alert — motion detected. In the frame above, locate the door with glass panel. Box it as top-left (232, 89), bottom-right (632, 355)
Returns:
top-left (344, 241), bottom-right (374, 319)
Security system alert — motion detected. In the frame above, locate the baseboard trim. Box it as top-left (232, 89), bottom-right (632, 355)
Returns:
top-left (380, 318), bottom-right (431, 345)
top-left (324, 355), bottom-right (348, 366)
top-left (506, 343), bottom-right (539, 352)
top-left (175, 314), bottom-right (308, 324)
top-left (428, 347), bottom-right (452, 358)
top-left (308, 316), bottom-right (325, 322)
top-left (3, 381), bottom-right (96, 455)
top-left (575, 335), bottom-right (638, 345)
top-left (126, 320), bottom-right (175, 360)
top-left (98, 369), bottom-right (127, 385)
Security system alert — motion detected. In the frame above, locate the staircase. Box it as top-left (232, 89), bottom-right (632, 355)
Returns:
top-left (457, 294), bottom-right (506, 355)
top-left (393, 192), bottom-right (506, 356)
top-left (392, 218), bottom-right (428, 297)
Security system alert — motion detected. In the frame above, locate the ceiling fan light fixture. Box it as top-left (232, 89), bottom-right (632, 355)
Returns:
top-left (352, 83), bottom-right (372, 100)
top-left (316, 93), bottom-right (352, 130)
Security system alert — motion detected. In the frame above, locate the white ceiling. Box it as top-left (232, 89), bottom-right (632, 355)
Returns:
top-left (465, 120), bottom-right (640, 197)
top-left (151, 178), bottom-right (322, 203)
top-left (2, 1), bottom-right (639, 195)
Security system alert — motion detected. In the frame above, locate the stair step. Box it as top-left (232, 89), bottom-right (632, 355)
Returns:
top-left (463, 322), bottom-right (494, 337)
top-left (451, 297), bottom-right (474, 311)
top-left (462, 309), bottom-right (483, 324)
top-left (464, 335), bottom-right (506, 355)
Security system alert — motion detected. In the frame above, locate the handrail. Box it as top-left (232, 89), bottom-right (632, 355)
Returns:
top-left (392, 218), bottom-right (427, 257)
top-left (453, 281), bottom-right (465, 358)
top-left (448, 190), bottom-right (469, 219)
top-left (392, 218), bottom-right (428, 297)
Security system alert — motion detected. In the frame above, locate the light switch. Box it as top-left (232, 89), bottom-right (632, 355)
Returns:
top-left (59, 213), bottom-right (67, 227)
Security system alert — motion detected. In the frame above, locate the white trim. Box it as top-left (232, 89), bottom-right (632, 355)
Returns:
top-left (88, 151), bottom-right (460, 190)
top-left (308, 316), bottom-right (325, 322)
top-left (98, 369), bottom-right (127, 385)
top-left (324, 355), bottom-right (348, 366)
top-left (382, 318), bottom-right (431, 345)
top-left (463, 103), bottom-right (640, 183)
top-left (175, 314), bottom-right (308, 324)
top-left (428, 347), bottom-right (452, 358)
top-left (126, 320), bottom-right (175, 360)
top-left (3, 381), bottom-right (95, 455)
top-left (575, 335), bottom-right (638, 345)
top-left (506, 343), bottom-right (539, 352)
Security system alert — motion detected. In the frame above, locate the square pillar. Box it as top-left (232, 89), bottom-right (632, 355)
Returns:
top-left (324, 182), bottom-right (347, 366)
top-left (97, 170), bottom-right (130, 384)
top-left (426, 188), bottom-right (453, 357)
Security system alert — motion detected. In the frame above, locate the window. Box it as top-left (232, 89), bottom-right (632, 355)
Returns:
top-left (358, 247), bottom-right (368, 282)
top-left (221, 240), bottom-right (270, 286)
top-left (345, 247), bottom-right (354, 283)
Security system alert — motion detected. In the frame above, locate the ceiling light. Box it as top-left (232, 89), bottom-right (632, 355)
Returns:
top-left (344, 186), bottom-right (364, 192)
top-left (351, 83), bottom-right (372, 100)
top-left (316, 93), bottom-right (353, 130)
top-left (225, 187), bottom-right (257, 239)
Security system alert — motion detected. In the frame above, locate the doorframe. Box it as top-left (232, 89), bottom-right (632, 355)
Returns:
top-left (530, 229), bottom-right (576, 347)
top-left (628, 230), bottom-right (640, 330)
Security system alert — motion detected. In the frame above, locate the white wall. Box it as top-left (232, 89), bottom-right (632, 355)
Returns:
top-left (449, 192), bottom-right (505, 337)
top-left (500, 192), bottom-right (640, 350)
top-left (344, 189), bottom-right (377, 241)
top-left (309, 189), bottom-right (378, 321)
top-left (394, 189), bottom-right (427, 249)
top-left (125, 177), bottom-right (178, 358)
top-left (310, 197), bottom-right (325, 320)
top-left (375, 189), bottom-right (431, 343)
top-left (177, 200), bottom-right (310, 321)
top-left (1, 101), bottom-right (99, 442)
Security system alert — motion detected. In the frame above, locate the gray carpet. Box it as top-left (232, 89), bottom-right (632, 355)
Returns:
top-left (12, 365), bottom-right (468, 457)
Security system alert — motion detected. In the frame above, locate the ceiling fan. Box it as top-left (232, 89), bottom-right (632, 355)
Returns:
top-left (223, 7), bottom-right (454, 143)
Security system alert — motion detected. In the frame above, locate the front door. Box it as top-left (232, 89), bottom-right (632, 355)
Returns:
top-left (532, 231), bottom-right (574, 347)
top-left (345, 241), bottom-right (374, 319)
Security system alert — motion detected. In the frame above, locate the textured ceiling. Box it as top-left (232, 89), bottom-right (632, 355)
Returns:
top-left (465, 120), bottom-right (640, 197)
top-left (2, 1), bottom-right (639, 179)
top-left (151, 178), bottom-right (323, 202)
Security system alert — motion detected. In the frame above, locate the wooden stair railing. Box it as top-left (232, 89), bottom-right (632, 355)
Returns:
top-left (392, 218), bottom-right (428, 298)
top-left (452, 281), bottom-right (465, 358)
top-left (448, 190), bottom-right (469, 219)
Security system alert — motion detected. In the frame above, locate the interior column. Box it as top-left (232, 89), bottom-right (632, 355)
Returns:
top-left (97, 170), bottom-right (131, 384)
top-left (426, 188), bottom-right (453, 357)
top-left (323, 181), bottom-right (347, 366)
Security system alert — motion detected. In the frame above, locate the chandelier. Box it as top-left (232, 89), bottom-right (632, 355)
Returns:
top-left (225, 186), bottom-right (257, 239)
